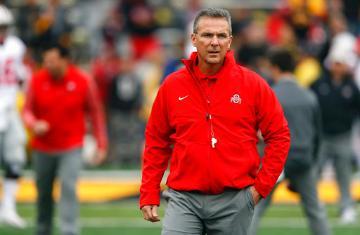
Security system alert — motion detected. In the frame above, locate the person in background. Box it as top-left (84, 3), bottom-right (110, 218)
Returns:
top-left (311, 38), bottom-right (360, 224)
top-left (249, 48), bottom-right (331, 235)
top-left (0, 4), bottom-right (30, 229)
top-left (15, 0), bottom-right (41, 48)
top-left (140, 8), bottom-right (290, 235)
top-left (22, 43), bottom-right (108, 235)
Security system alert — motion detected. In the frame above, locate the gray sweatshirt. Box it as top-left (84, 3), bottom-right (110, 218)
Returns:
top-left (273, 77), bottom-right (321, 155)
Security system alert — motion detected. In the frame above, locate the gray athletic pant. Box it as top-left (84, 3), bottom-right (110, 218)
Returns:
top-left (248, 168), bottom-right (331, 235)
top-left (162, 187), bottom-right (255, 235)
top-left (33, 148), bottom-right (82, 235)
top-left (318, 132), bottom-right (354, 211)
top-left (0, 109), bottom-right (26, 178)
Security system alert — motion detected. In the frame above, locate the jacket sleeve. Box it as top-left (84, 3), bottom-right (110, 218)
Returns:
top-left (140, 82), bottom-right (173, 208)
top-left (254, 77), bottom-right (290, 198)
top-left (85, 75), bottom-right (108, 151)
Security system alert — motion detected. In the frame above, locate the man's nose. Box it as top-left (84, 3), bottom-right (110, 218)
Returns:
top-left (210, 36), bottom-right (220, 46)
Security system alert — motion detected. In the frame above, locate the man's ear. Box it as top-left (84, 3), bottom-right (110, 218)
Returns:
top-left (228, 35), bottom-right (233, 50)
top-left (191, 33), bottom-right (196, 47)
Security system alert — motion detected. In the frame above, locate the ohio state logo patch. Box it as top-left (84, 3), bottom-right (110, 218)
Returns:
top-left (230, 94), bottom-right (241, 104)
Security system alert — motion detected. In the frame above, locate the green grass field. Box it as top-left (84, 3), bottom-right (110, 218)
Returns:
top-left (1, 199), bottom-right (359, 235)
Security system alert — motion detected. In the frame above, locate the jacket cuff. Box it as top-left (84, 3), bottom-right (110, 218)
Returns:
top-left (139, 190), bottom-right (161, 209)
top-left (254, 181), bottom-right (271, 198)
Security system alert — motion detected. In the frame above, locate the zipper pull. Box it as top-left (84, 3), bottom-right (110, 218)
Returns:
top-left (211, 137), bottom-right (217, 148)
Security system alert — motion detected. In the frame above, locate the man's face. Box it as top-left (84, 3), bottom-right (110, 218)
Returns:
top-left (330, 61), bottom-right (349, 78)
top-left (191, 17), bottom-right (232, 66)
top-left (268, 63), bottom-right (280, 82)
top-left (43, 49), bottom-right (66, 78)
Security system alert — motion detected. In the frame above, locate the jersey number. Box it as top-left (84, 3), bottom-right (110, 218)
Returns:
top-left (0, 58), bottom-right (17, 85)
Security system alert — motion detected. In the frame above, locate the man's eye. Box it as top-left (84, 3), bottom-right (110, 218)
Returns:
top-left (218, 34), bottom-right (227, 39)
top-left (202, 34), bottom-right (213, 38)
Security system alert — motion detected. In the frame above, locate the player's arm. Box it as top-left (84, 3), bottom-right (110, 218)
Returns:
top-left (22, 76), bottom-right (50, 136)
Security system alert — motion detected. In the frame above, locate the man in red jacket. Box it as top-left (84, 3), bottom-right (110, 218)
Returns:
top-left (140, 8), bottom-right (290, 235)
top-left (23, 44), bottom-right (108, 235)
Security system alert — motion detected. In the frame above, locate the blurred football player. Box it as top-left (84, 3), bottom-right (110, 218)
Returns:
top-left (0, 4), bottom-right (30, 229)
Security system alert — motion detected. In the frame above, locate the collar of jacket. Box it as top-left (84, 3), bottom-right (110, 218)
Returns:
top-left (181, 50), bottom-right (236, 81)
top-left (278, 75), bottom-right (297, 84)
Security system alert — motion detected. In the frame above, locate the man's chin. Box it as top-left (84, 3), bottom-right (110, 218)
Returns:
top-left (206, 58), bottom-right (222, 64)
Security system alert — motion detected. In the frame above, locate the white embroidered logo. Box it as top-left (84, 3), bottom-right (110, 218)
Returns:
top-left (230, 94), bottom-right (241, 104)
top-left (178, 95), bottom-right (189, 101)
top-left (67, 81), bottom-right (76, 91)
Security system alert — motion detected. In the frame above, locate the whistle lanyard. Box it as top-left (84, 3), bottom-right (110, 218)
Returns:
top-left (189, 69), bottom-right (218, 148)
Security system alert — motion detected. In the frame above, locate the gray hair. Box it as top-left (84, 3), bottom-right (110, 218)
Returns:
top-left (193, 8), bottom-right (232, 35)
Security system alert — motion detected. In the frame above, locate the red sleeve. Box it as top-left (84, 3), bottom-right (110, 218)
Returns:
top-left (85, 75), bottom-right (108, 151)
top-left (22, 76), bottom-right (37, 129)
top-left (140, 82), bottom-right (173, 208)
top-left (254, 76), bottom-right (290, 198)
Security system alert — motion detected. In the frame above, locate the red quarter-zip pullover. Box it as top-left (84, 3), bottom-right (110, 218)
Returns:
top-left (140, 51), bottom-right (290, 208)
top-left (23, 64), bottom-right (107, 152)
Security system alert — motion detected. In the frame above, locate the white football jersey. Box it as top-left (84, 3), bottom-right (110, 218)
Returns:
top-left (0, 35), bottom-right (28, 131)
